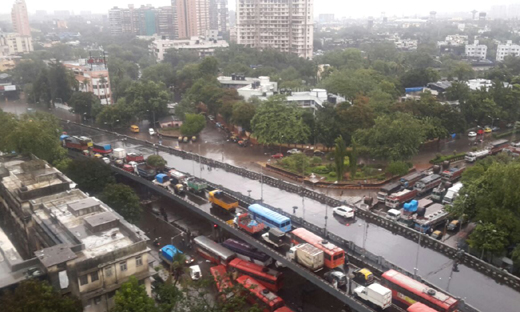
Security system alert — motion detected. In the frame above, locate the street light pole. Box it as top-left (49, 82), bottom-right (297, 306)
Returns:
top-left (324, 181), bottom-right (338, 238)
top-left (414, 233), bottom-right (423, 278)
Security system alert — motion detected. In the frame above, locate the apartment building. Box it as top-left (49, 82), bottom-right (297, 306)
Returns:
top-left (0, 33), bottom-right (33, 56)
top-left (11, 0), bottom-right (31, 37)
top-left (465, 40), bottom-right (487, 60)
top-left (236, 0), bottom-right (314, 59)
top-left (209, 0), bottom-right (228, 33)
top-left (108, 5), bottom-right (154, 36)
top-left (176, 0), bottom-right (210, 38)
top-left (497, 40), bottom-right (520, 61)
top-left (63, 59), bottom-right (112, 105)
top-left (157, 6), bottom-right (177, 39)
top-left (150, 36), bottom-right (229, 61)
top-left (0, 156), bottom-right (153, 312)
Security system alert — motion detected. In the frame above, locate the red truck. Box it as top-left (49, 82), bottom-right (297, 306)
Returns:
top-left (385, 189), bottom-right (417, 209)
top-left (440, 167), bottom-right (465, 182)
top-left (126, 152), bottom-right (145, 163)
top-left (62, 136), bottom-right (93, 151)
top-left (234, 213), bottom-right (265, 235)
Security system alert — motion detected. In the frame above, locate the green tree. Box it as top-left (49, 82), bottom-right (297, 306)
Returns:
top-left (349, 138), bottom-right (359, 178)
top-left (125, 80), bottom-right (170, 123)
top-left (48, 61), bottom-right (75, 104)
top-left (387, 161), bottom-right (410, 176)
top-left (315, 102), bottom-right (340, 148)
top-left (198, 56), bottom-right (219, 76)
top-left (101, 184), bottom-right (142, 224)
top-left (187, 78), bottom-right (225, 116)
top-left (112, 276), bottom-right (157, 312)
top-left (251, 96), bottom-right (310, 145)
top-left (69, 92), bottom-right (102, 120)
top-left (355, 113), bottom-right (426, 161)
top-left (219, 101), bottom-right (235, 123)
top-left (141, 63), bottom-right (176, 87)
top-left (62, 159), bottom-right (116, 194)
top-left (0, 279), bottom-right (82, 312)
top-left (232, 101), bottom-right (256, 132)
top-left (96, 99), bottom-right (134, 128)
top-left (146, 155), bottom-right (167, 170)
top-left (468, 223), bottom-right (509, 259)
top-left (180, 113), bottom-right (206, 136)
top-left (334, 136), bottom-right (347, 181)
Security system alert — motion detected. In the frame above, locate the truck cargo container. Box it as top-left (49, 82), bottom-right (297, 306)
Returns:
top-left (126, 152), bottom-right (145, 163)
top-left (440, 167), bottom-right (465, 182)
top-left (153, 173), bottom-right (171, 189)
top-left (414, 174), bottom-right (442, 195)
top-left (385, 189), bottom-right (417, 209)
top-left (62, 135), bottom-right (93, 151)
top-left (400, 171), bottom-right (427, 189)
top-left (442, 182), bottom-right (463, 205)
top-left (92, 143), bottom-right (112, 155)
top-left (168, 169), bottom-right (187, 185)
top-left (465, 149), bottom-right (489, 162)
top-left (209, 190), bottom-right (239, 211)
top-left (287, 243), bottom-right (324, 272)
top-left (185, 177), bottom-right (207, 194)
top-left (135, 164), bottom-right (157, 180)
top-left (235, 213), bottom-right (265, 235)
top-left (377, 182), bottom-right (402, 202)
top-left (414, 203), bottom-right (448, 233)
top-left (112, 148), bottom-right (127, 160)
top-left (354, 283), bottom-right (392, 310)
top-left (488, 139), bottom-right (509, 155)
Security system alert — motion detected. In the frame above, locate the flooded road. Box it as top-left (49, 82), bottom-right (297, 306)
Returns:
top-left (61, 122), bottom-right (520, 312)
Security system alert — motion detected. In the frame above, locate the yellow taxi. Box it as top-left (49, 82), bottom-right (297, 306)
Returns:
top-left (130, 125), bottom-right (140, 133)
top-left (484, 127), bottom-right (492, 133)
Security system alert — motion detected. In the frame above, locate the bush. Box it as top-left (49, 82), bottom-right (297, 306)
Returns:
top-left (311, 156), bottom-right (322, 165)
top-left (312, 165), bottom-right (330, 174)
top-left (429, 152), bottom-right (466, 164)
top-left (387, 161), bottom-right (410, 176)
top-left (328, 171), bottom-right (337, 177)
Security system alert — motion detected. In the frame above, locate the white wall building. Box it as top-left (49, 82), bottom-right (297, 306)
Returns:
top-left (465, 40), bottom-right (487, 60)
top-left (236, 0), bottom-right (314, 59)
top-left (64, 60), bottom-right (113, 105)
top-left (150, 36), bottom-right (229, 61)
top-left (0, 33), bottom-right (33, 56)
top-left (218, 75), bottom-right (277, 101)
top-left (497, 40), bottom-right (520, 61)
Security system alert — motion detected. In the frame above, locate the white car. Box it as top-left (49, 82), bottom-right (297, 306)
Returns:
top-left (467, 131), bottom-right (477, 137)
top-left (149, 128), bottom-right (155, 136)
top-left (332, 206), bottom-right (354, 218)
top-left (287, 148), bottom-right (302, 155)
top-left (102, 157), bottom-right (110, 164)
top-left (189, 265), bottom-right (202, 280)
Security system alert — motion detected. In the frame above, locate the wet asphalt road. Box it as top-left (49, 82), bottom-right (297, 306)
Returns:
top-left (61, 121), bottom-right (520, 312)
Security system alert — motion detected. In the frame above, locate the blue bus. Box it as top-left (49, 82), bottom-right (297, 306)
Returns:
top-left (247, 204), bottom-right (292, 233)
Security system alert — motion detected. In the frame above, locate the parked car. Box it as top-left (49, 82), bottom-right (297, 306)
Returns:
top-left (431, 230), bottom-right (443, 240)
top-left (484, 126), bottom-right (492, 133)
top-left (467, 131), bottom-right (477, 137)
top-left (102, 157), bottom-right (110, 164)
top-left (333, 206), bottom-right (354, 218)
top-left (189, 265), bottom-right (202, 280)
top-left (149, 128), bottom-right (156, 136)
top-left (287, 148), bottom-right (302, 155)
top-left (492, 126), bottom-right (500, 132)
top-left (271, 153), bottom-right (284, 159)
top-left (313, 150), bottom-right (326, 157)
top-left (130, 125), bottom-right (140, 133)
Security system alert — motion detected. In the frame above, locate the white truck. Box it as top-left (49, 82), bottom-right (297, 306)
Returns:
top-left (287, 243), bottom-right (324, 272)
top-left (354, 283), bottom-right (392, 310)
top-left (113, 148), bottom-right (127, 160)
top-left (465, 149), bottom-right (489, 163)
top-left (442, 182), bottom-right (463, 205)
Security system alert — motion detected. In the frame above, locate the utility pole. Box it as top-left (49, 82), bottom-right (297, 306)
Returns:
top-left (414, 233), bottom-right (423, 278)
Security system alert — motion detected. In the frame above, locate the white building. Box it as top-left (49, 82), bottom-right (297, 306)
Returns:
top-left (497, 40), bottom-right (520, 61)
top-left (236, 0), bottom-right (314, 59)
top-left (466, 79), bottom-right (510, 91)
top-left (63, 59), bottom-right (113, 105)
top-left (150, 36), bottom-right (229, 61)
top-left (394, 39), bottom-right (418, 51)
top-left (0, 156), bottom-right (154, 312)
top-left (218, 75), bottom-right (278, 101)
top-left (437, 34), bottom-right (468, 48)
top-left (465, 40), bottom-right (487, 60)
top-left (0, 33), bottom-right (33, 56)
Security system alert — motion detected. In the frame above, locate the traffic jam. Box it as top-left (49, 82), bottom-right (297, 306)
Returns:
top-left (374, 138), bottom-right (513, 242)
top-left (60, 132), bottom-right (468, 312)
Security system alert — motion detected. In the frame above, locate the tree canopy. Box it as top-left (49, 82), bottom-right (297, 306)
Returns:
top-left (180, 114), bottom-right (206, 136)
top-left (146, 155), bottom-right (167, 170)
top-left (0, 280), bottom-right (82, 312)
top-left (61, 159), bottom-right (116, 194)
top-left (251, 96), bottom-right (310, 145)
top-left (101, 184), bottom-right (142, 224)
top-left (112, 276), bottom-right (156, 312)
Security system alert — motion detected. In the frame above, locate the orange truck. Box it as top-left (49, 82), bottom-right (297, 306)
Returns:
top-left (234, 213), bottom-right (265, 235)
top-left (208, 190), bottom-right (239, 211)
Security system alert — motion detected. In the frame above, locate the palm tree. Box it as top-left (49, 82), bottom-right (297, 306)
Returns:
top-left (81, 78), bottom-right (90, 92)
top-left (167, 253), bottom-right (188, 287)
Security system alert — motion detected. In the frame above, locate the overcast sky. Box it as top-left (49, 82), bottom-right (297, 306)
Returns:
top-left (0, 0), bottom-right (514, 18)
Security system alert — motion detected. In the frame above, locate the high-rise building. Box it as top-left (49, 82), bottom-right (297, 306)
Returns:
top-left (175, 0), bottom-right (210, 39)
top-left (157, 6), bottom-right (177, 39)
top-left (236, 0), bottom-right (314, 59)
top-left (11, 0), bottom-right (31, 37)
top-left (209, 0), bottom-right (228, 33)
top-left (138, 6), bottom-right (157, 36)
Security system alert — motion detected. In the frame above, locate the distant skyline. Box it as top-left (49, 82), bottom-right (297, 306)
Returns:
top-left (0, 0), bottom-right (518, 18)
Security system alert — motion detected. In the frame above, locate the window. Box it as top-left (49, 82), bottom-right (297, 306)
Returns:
top-left (79, 274), bottom-right (89, 286)
top-left (136, 256), bottom-right (143, 267)
top-left (91, 271), bottom-right (99, 282)
top-left (120, 261), bottom-right (128, 272)
top-left (105, 266), bottom-right (113, 277)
